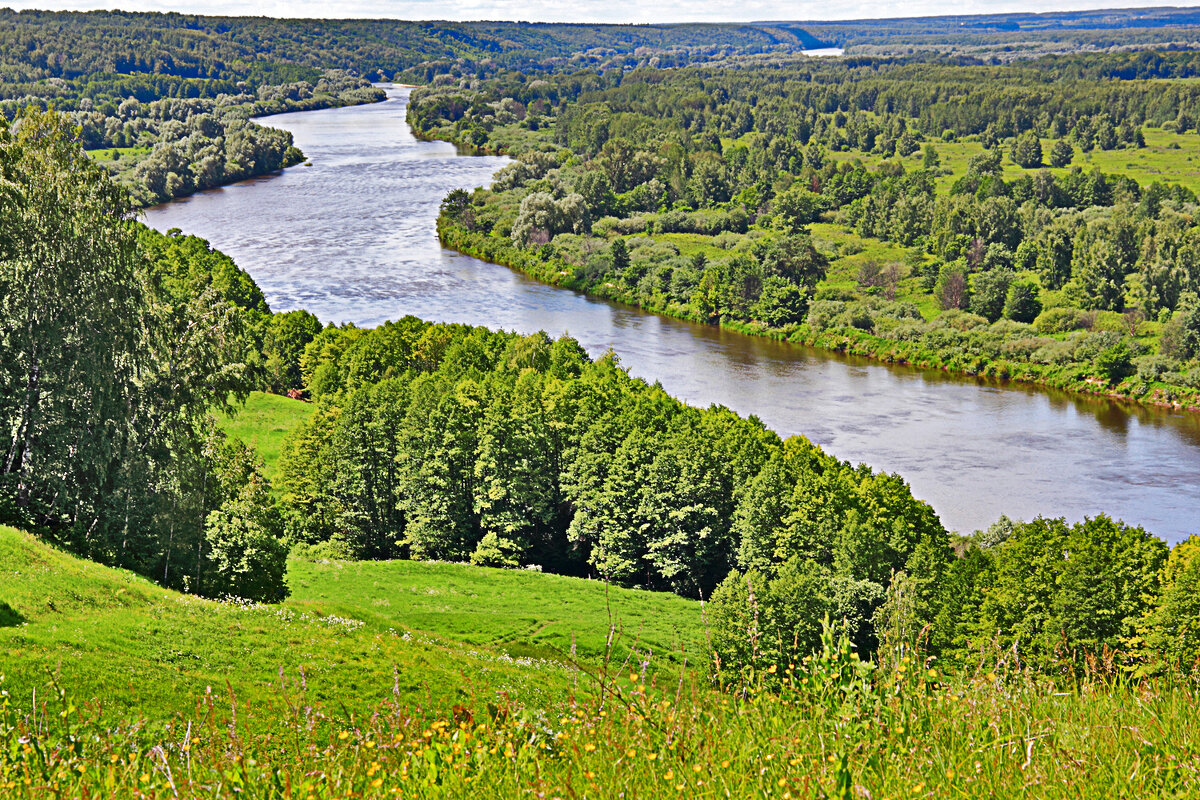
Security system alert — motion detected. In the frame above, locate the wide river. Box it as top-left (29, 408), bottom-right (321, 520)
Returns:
top-left (146, 86), bottom-right (1200, 542)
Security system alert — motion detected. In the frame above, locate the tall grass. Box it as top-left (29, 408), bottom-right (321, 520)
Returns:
top-left (2, 528), bottom-right (1197, 797)
top-left (3, 622), bottom-right (1198, 798)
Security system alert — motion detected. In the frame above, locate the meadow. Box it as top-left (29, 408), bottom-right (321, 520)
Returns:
top-left (3, 524), bottom-right (1198, 798)
top-left (216, 391), bottom-right (315, 482)
top-left (821, 125), bottom-right (1200, 195)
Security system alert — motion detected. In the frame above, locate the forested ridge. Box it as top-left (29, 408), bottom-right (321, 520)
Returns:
top-left (414, 49), bottom-right (1200, 412)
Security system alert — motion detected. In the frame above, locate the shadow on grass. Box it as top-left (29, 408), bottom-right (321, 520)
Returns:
top-left (0, 600), bottom-right (25, 627)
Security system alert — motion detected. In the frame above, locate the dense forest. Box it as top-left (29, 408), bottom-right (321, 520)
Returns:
top-left (0, 8), bottom-right (818, 105)
top-left (3, 108), bottom-right (1198, 682)
top-left (413, 49), bottom-right (1200, 411)
top-left (9, 8), bottom-right (1200, 207)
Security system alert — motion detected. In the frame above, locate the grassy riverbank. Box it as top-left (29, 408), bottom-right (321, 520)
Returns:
top-left (438, 218), bottom-right (1200, 415)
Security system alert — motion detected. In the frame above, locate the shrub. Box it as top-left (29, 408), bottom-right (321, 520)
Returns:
top-left (807, 300), bottom-right (847, 331)
top-left (203, 479), bottom-right (289, 603)
top-left (1094, 339), bottom-right (1135, 383)
top-left (1034, 306), bottom-right (1085, 334)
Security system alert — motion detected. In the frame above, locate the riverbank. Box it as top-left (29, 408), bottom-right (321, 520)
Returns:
top-left (93, 82), bottom-right (388, 208)
top-left (438, 218), bottom-right (1200, 416)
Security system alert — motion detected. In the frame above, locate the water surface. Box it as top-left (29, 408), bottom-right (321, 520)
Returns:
top-left (145, 87), bottom-right (1200, 542)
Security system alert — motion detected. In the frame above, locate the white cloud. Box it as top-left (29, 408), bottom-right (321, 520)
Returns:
top-left (0, 0), bottom-right (1183, 24)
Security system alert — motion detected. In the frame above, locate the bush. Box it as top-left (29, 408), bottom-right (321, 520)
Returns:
top-left (708, 560), bottom-right (830, 680)
top-left (1034, 306), bottom-right (1086, 333)
top-left (1135, 355), bottom-right (1174, 383)
top-left (203, 478), bottom-right (289, 602)
top-left (807, 300), bottom-right (847, 331)
top-left (1093, 339), bottom-right (1136, 383)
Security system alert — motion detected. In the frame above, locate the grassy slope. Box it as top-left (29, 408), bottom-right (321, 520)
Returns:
top-left (0, 526), bottom-right (701, 727)
top-left (288, 558), bottom-right (706, 666)
top-left (214, 390), bottom-right (313, 481)
top-left (4, 524), bottom-right (1198, 799)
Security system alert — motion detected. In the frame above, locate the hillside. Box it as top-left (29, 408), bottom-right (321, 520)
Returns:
top-left (3, 523), bottom-right (1197, 799)
top-left (215, 391), bottom-right (315, 482)
top-left (0, 525), bottom-right (702, 724)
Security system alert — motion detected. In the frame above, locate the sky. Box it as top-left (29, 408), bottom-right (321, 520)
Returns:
top-left (0, 1), bottom-right (1189, 25)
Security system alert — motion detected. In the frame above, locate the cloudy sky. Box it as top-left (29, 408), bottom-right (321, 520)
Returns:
top-left (0, 1), bottom-right (1184, 25)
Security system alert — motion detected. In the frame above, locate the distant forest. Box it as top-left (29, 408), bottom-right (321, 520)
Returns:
top-left (5, 5), bottom-right (1200, 119)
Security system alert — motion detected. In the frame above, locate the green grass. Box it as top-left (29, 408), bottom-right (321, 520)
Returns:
top-left (214, 391), bottom-right (314, 481)
top-left (827, 127), bottom-right (1200, 194)
top-left (85, 145), bottom-right (151, 164)
top-left (3, 525), bottom-right (1199, 798)
top-left (0, 525), bottom-right (701, 724)
top-left (287, 558), bottom-right (705, 666)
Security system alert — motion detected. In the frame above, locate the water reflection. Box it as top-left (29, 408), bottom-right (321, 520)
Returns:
top-left (144, 87), bottom-right (1200, 543)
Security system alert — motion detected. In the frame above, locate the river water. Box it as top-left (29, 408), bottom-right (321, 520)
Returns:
top-left (144, 86), bottom-right (1200, 542)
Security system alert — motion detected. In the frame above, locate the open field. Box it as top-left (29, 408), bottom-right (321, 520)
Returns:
top-left (215, 391), bottom-right (314, 481)
top-left (0, 525), bottom-right (702, 723)
top-left (823, 127), bottom-right (1200, 195)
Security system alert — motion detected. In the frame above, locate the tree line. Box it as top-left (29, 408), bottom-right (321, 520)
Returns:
top-left (0, 110), bottom-right (323, 601)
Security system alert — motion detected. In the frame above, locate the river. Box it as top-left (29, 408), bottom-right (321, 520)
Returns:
top-left (144, 86), bottom-right (1200, 542)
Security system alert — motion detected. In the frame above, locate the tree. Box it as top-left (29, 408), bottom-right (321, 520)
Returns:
top-left (1003, 279), bottom-right (1042, 323)
top-left (772, 186), bottom-right (824, 235)
top-left (708, 560), bottom-right (831, 679)
top-left (754, 235), bottom-right (828, 289)
top-left (1010, 131), bottom-right (1043, 168)
top-left (1093, 339), bottom-right (1135, 384)
top-left (967, 147), bottom-right (1002, 177)
top-left (922, 144), bottom-right (941, 171)
top-left (0, 111), bottom-right (141, 526)
top-left (980, 516), bottom-right (1165, 665)
top-left (1049, 139), bottom-right (1074, 168)
top-left (203, 476), bottom-right (289, 602)
top-left (611, 238), bottom-right (631, 281)
top-left (935, 261), bottom-right (971, 311)
top-left (263, 310), bottom-right (323, 393)
top-left (970, 269), bottom-right (1013, 323)
top-left (1145, 536), bottom-right (1200, 670)
top-left (1038, 227), bottom-right (1074, 290)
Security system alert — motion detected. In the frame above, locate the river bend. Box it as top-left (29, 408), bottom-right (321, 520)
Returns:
top-left (145, 86), bottom-right (1200, 542)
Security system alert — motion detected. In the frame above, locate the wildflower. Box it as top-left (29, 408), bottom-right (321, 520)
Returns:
top-left (626, 749), bottom-right (637, 758)
top-left (647, 752), bottom-right (658, 761)
top-left (584, 743), bottom-right (596, 752)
